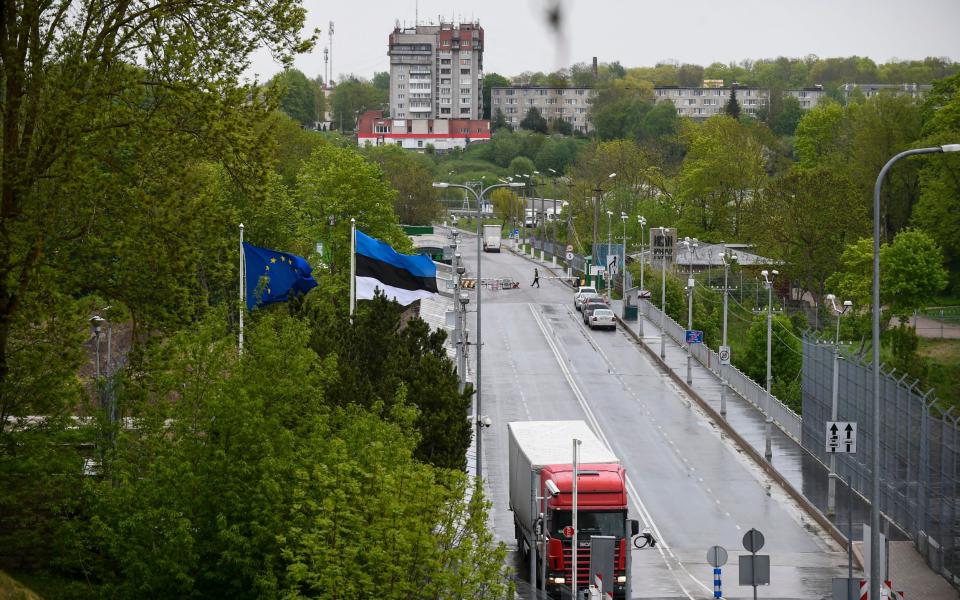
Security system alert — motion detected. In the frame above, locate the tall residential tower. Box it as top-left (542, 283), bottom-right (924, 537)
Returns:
top-left (388, 22), bottom-right (484, 120)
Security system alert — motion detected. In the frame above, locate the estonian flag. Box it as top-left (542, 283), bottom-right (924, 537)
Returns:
top-left (243, 242), bottom-right (318, 309)
top-left (355, 230), bottom-right (439, 306)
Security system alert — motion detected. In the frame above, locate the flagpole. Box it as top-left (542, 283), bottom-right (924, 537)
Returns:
top-left (239, 223), bottom-right (245, 355)
top-left (350, 218), bottom-right (356, 318)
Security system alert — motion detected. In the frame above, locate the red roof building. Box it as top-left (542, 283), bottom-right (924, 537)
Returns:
top-left (357, 110), bottom-right (490, 152)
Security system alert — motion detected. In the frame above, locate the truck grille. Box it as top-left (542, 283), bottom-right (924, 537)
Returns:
top-left (561, 543), bottom-right (620, 586)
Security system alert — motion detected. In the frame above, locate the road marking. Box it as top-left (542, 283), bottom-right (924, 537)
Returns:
top-left (528, 304), bottom-right (704, 599)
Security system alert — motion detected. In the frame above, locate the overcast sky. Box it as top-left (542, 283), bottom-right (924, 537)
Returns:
top-left (248, 0), bottom-right (960, 82)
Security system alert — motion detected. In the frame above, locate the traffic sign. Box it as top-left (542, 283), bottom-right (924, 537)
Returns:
top-left (685, 330), bottom-right (704, 344)
top-left (566, 251), bottom-right (574, 260)
top-left (513, 229), bottom-right (519, 237)
top-left (826, 421), bottom-right (857, 454)
top-left (706, 545), bottom-right (728, 567)
top-left (742, 528), bottom-right (765, 552)
top-left (566, 244), bottom-right (574, 252)
top-left (718, 345), bottom-right (731, 365)
top-left (563, 525), bottom-right (575, 538)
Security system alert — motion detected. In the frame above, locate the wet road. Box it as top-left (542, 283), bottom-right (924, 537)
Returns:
top-left (457, 233), bottom-right (850, 599)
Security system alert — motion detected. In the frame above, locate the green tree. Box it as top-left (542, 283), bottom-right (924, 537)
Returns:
top-left (329, 76), bottom-right (383, 131)
top-left (772, 95), bottom-right (804, 136)
top-left (520, 107), bottom-right (549, 134)
top-left (490, 187), bottom-right (524, 225)
top-left (678, 116), bottom-right (766, 236)
top-left (270, 68), bottom-right (317, 126)
top-left (482, 73), bottom-right (511, 120)
top-left (364, 145), bottom-right (439, 225)
top-left (492, 108), bottom-right (512, 132)
top-left (794, 101), bottom-right (848, 168)
top-left (725, 87), bottom-right (741, 119)
top-left (745, 166), bottom-right (867, 299)
top-left (740, 313), bottom-right (802, 410)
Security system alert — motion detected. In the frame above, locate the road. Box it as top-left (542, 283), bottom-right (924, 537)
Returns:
top-left (455, 231), bottom-right (850, 599)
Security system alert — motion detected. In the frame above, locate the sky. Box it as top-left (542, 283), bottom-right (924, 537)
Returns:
top-left (248, 0), bottom-right (960, 82)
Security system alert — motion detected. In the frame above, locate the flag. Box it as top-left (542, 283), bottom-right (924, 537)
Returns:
top-left (243, 242), bottom-right (318, 310)
top-left (355, 230), bottom-right (438, 306)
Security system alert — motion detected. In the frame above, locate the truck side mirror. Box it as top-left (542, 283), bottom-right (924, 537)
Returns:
top-left (630, 519), bottom-right (640, 537)
top-left (535, 517), bottom-right (543, 537)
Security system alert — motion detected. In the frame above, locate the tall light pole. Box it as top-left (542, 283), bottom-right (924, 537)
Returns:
top-left (657, 227), bottom-right (668, 360)
top-left (719, 249), bottom-right (737, 418)
top-left (681, 237), bottom-right (698, 384)
top-left (433, 179), bottom-right (524, 481)
top-left (825, 293), bottom-right (852, 517)
top-left (606, 210), bottom-right (614, 298)
top-left (761, 268), bottom-right (779, 461)
top-left (620, 212), bottom-right (628, 303)
top-left (548, 168), bottom-right (559, 247)
top-left (869, 143), bottom-right (958, 600)
top-left (592, 173), bottom-right (616, 282)
top-left (637, 216), bottom-right (646, 336)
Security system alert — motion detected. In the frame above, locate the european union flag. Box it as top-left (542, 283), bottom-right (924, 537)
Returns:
top-left (243, 242), bottom-right (318, 310)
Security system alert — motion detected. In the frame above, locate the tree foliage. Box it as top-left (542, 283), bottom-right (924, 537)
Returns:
top-left (520, 107), bottom-right (549, 134)
top-left (270, 69), bottom-right (318, 126)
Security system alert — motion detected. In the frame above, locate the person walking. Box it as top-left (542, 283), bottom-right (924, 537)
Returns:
top-left (532, 267), bottom-right (540, 288)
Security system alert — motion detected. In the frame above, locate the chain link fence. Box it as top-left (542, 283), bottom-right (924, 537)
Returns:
top-left (801, 335), bottom-right (959, 582)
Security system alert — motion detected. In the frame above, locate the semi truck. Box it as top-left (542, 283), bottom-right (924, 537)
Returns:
top-left (508, 420), bottom-right (638, 599)
top-left (482, 224), bottom-right (502, 252)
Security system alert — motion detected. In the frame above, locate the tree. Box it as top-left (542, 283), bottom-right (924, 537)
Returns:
top-left (364, 145), bottom-right (438, 225)
top-left (725, 87), bottom-right (741, 119)
top-left (520, 107), bottom-right (549, 134)
top-left (270, 68), bottom-right (317, 126)
top-left (678, 63), bottom-right (706, 87)
top-left (372, 71), bottom-right (391, 95)
top-left (550, 118), bottom-right (573, 136)
top-left (678, 116), bottom-right (766, 236)
top-left (329, 76), bottom-right (383, 131)
top-left (491, 108), bottom-right (512, 132)
top-left (0, 0), bottom-right (314, 427)
top-left (794, 101), bottom-right (848, 168)
top-left (740, 314), bottom-right (802, 410)
top-left (490, 188), bottom-right (524, 227)
top-left (772, 95), bottom-right (803, 136)
top-left (482, 73), bottom-right (511, 120)
top-left (745, 166), bottom-right (867, 299)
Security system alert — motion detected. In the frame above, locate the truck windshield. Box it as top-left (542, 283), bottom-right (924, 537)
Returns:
top-left (551, 510), bottom-right (626, 539)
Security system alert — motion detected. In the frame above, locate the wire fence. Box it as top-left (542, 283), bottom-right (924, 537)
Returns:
top-left (801, 335), bottom-right (959, 582)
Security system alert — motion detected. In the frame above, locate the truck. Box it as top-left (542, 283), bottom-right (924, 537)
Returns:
top-left (508, 420), bottom-right (638, 599)
top-left (482, 224), bottom-right (502, 252)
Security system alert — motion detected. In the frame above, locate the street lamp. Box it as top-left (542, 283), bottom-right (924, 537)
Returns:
top-left (606, 210), bottom-right (614, 298)
top-left (681, 237), bottom-right (698, 384)
top-left (761, 268), bottom-right (779, 461)
top-left (825, 293), bottom-right (852, 517)
top-left (637, 216), bottom-right (647, 336)
top-left (620, 212), bottom-right (628, 307)
top-left (433, 179), bottom-right (524, 481)
top-left (657, 227), bottom-right (668, 360)
top-left (868, 143), bottom-right (959, 600)
top-left (719, 249), bottom-right (737, 417)
top-left (592, 173), bottom-right (617, 281)
top-left (89, 316), bottom-right (105, 379)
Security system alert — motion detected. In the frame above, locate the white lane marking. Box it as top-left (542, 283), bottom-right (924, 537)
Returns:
top-left (528, 304), bottom-right (703, 599)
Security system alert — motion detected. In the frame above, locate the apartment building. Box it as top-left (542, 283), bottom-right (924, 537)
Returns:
top-left (388, 22), bottom-right (484, 120)
top-left (840, 82), bottom-right (932, 100)
top-left (490, 86), bottom-right (595, 133)
top-left (654, 85), bottom-right (828, 118)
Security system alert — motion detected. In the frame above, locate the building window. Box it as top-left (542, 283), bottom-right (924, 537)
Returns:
top-left (460, 58), bottom-right (471, 65)
top-left (398, 74), bottom-right (405, 80)
top-left (461, 97), bottom-right (471, 104)
top-left (440, 59), bottom-right (451, 65)
top-left (440, 87), bottom-right (451, 94)
top-left (460, 107), bottom-right (471, 114)
top-left (374, 124), bottom-right (389, 133)
top-left (440, 107), bottom-right (451, 114)
top-left (417, 140), bottom-right (423, 148)
top-left (441, 68), bottom-right (450, 75)
top-left (460, 87), bottom-right (471, 95)
top-left (460, 68), bottom-right (471, 75)
top-left (398, 94), bottom-right (405, 99)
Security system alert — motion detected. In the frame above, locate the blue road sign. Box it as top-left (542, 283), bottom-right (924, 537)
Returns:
top-left (685, 330), bottom-right (704, 344)
top-left (513, 229), bottom-right (519, 237)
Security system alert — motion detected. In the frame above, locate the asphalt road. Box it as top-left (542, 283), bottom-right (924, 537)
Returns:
top-left (456, 232), bottom-right (850, 600)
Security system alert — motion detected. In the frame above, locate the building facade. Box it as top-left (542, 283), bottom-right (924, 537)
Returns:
top-left (356, 110), bottom-right (490, 151)
top-left (388, 22), bottom-right (484, 121)
top-left (655, 85), bottom-right (828, 118)
top-left (840, 82), bottom-right (932, 100)
top-left (490, 86), bottom-right (595, 133)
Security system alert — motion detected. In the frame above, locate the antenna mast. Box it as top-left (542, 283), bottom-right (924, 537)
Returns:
top-left (328, 21), bottom-right (335, 85)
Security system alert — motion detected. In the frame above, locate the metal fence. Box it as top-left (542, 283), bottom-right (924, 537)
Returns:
top-left (640, 300), bottom-right (803, 441)
top-left (801, 336), bottom-right (959, 581)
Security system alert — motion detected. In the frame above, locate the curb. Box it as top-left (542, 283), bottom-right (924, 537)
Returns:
top-left (615, 313), bottom-right (859, 561)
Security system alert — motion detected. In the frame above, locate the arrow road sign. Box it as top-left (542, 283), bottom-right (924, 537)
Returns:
top-left (826, 421), bottom-right (857, 453)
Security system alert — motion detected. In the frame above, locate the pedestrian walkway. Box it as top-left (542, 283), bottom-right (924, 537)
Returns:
top-left (511, 246), bottom-right (958, 600)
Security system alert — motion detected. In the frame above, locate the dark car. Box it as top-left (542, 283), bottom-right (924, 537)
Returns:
top-left (582, 297), bottom-right (610, 324)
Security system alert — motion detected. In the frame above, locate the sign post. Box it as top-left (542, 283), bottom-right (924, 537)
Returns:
top-left (826, 421), bottom-right (858, 454)
top-left (707, 546), bottom-right (728, 599)
top-left (739, 528), bottom-right (770, 600)
top-left (719, 345), bottom-right (731, 365)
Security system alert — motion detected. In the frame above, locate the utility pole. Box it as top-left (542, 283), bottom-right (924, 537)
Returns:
top-left (719, 248), bottom-right (737, 418)
top-left (681, 237), bottom-right (698, 385)
top-left (761, 269), bottom-right (779, 461)
top-left (825, 294), bottom-right (852, 516)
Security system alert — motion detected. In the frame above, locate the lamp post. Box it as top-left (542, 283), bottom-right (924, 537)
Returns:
top-left (637, 216), bottom-right (646, 336)
top-left (620, 212), bottom-right (628, 304)
top-left (868, 143), bottom-right (959, 600)
top-left (657, 227), bottom-right (668, 360)
top-left (433, 180), bottom-right (525, 481)
top-left (90, 316), bottom-right (105, 379)
top-left (606, 210), bottom-right (614, 299)
top-left (681, 237), bottom-right (698, 384)
top-left (592, 173), bottom-right (617, 281)
top-left (455, 252), bottom-right (467, 393)
top-left (548, 168), bottom-right (559, 247)
top-left (825, 293), bottom-right (852, 517)
top-left (719, 249), bottom-right (737, 418)
top-left (761, 268), bottom-right (779, 461)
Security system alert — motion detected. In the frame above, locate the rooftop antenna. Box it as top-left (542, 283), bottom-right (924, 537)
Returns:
top-left (415, 0), bottom-right (418, 26)
top-left (328, 21), bottom-right (334, 85)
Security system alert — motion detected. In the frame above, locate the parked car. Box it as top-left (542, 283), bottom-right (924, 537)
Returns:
top-left (588, 308), bottom-right (616, 330)
top-left (582, 298), bottom-right (611, 323)
top-left (574, 286), bottom-right (598, 311)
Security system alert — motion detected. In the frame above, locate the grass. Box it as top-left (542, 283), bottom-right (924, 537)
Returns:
top-left (917, 338), bottom-right (960, 410)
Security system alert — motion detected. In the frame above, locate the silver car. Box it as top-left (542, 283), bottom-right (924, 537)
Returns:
top-left (588, 308), bottom-right (616, 330)
top-left (574, 287), bottom-right (598, 311)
